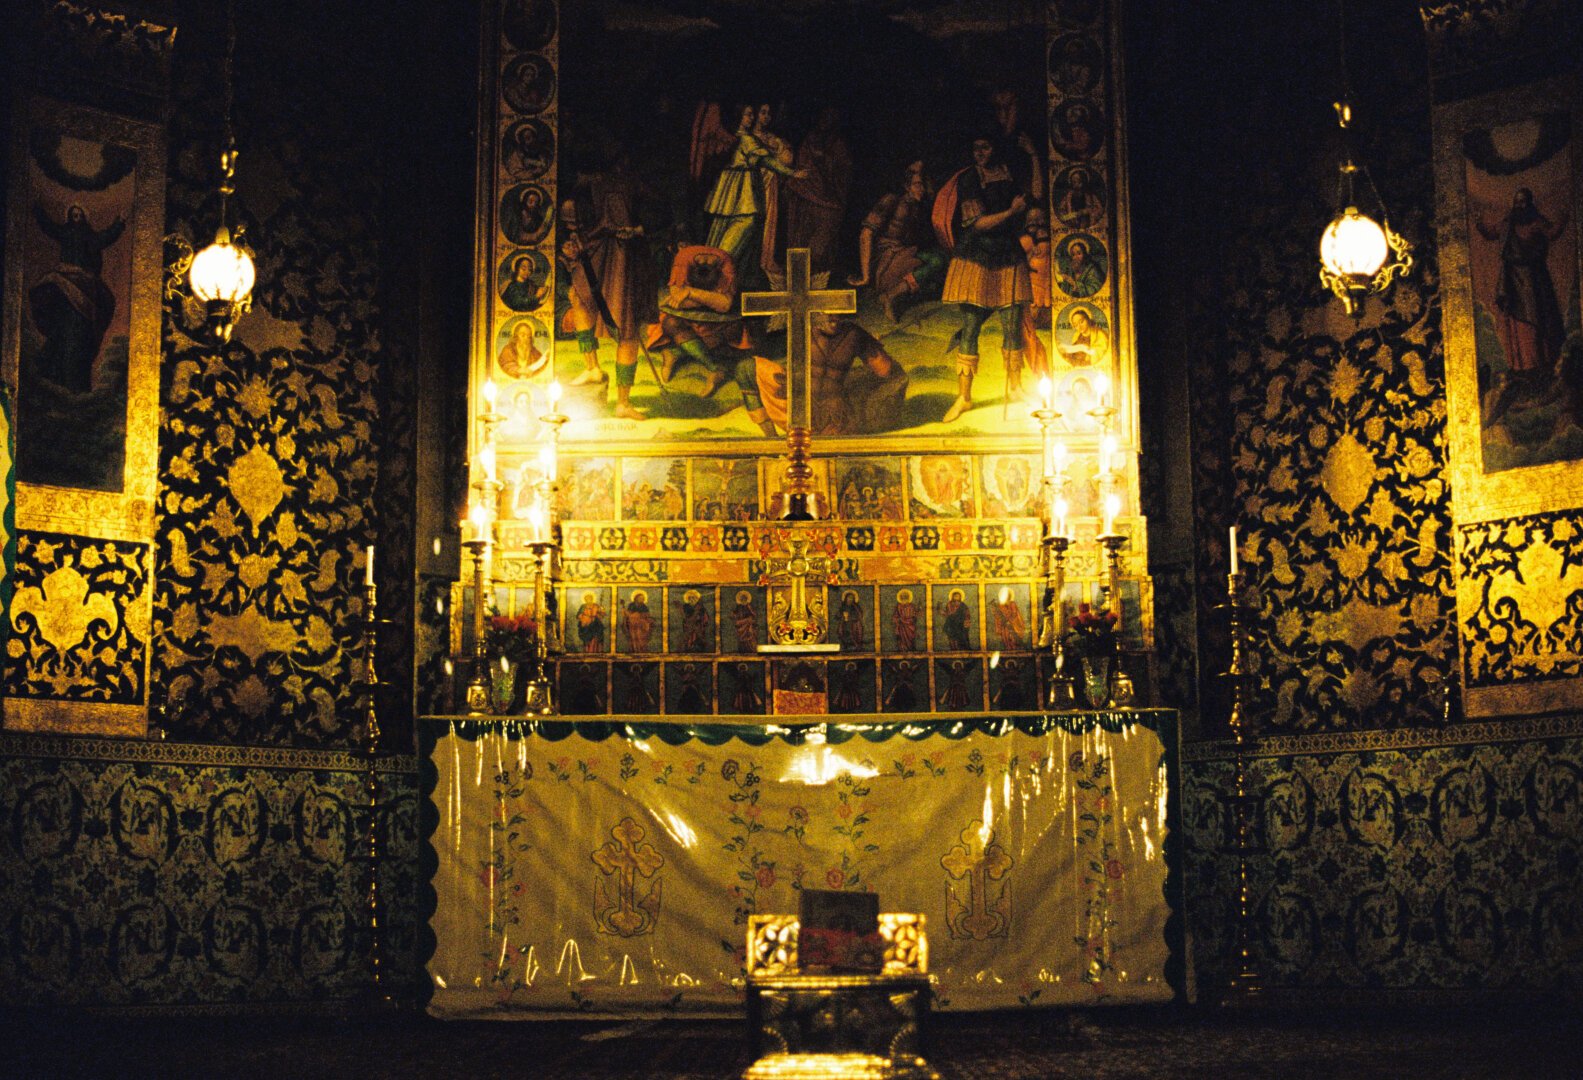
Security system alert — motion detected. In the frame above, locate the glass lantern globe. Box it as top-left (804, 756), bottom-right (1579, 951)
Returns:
top-left (188, 227), bottom-right (256, 305)
top-left (1319, 206), bottom-right (1389, 281)
top-left (187, 226), bottom-right (255, 342)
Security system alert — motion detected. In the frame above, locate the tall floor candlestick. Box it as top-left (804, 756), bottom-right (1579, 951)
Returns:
top-left (360, 577), bottom-right (390, 1006)
top-left (1222, 569), bottom-right (1262, 1001)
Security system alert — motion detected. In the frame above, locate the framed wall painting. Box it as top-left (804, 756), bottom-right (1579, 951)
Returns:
top-left (1433, 74), bottom-right (1583, 716)
top-left (1, 95), bottom-right (165, 735)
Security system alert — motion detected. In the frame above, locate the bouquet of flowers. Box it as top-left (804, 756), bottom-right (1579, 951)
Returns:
top-left (485, 610), bottom-right (539, 666)
top-left (1064, 603), bottom-right (1118, 659)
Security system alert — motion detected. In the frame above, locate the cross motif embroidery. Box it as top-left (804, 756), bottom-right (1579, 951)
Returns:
top-left (942, 821), bottom-right (1013, 940)
top-left (592, 816), bottom-right (663, 937)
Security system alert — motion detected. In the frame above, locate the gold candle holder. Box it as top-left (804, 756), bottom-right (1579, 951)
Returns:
top-left (1042, 534), bottom-right (1077, 710)
top-left (462, 536), bottom-right (492, 715)
top-left (1097, 531), bottom-right (1135, 707)
top-left (522, 539), bottom-right (558, 715)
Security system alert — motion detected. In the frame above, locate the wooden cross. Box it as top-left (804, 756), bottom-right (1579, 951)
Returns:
top-left (740, 248), bottom-right (857, 433)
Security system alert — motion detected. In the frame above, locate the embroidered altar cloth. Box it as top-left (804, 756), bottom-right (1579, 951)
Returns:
top-left (424, 712), bottom-right (1179, 1016)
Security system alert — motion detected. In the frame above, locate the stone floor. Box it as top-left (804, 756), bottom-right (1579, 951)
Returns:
top-left (7, 1003), bottom-right (1579, 1079)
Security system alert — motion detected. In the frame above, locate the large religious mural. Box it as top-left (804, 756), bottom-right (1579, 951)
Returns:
top-left (482, 0), bottom-right (1129, 452)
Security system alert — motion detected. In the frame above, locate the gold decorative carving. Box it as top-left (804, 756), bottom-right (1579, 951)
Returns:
top-left (1320, 432), bottom-right (1377, 516)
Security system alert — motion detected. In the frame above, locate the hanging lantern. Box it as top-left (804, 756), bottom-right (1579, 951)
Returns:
top-left (1317, 100), bottom-right (1411, 316)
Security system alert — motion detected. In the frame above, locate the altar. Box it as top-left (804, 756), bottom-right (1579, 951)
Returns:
top-left (422, 709), bottom-right (1182, 1017)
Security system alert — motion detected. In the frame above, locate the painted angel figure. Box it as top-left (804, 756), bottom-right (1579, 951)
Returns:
top-left (691, 101), bottom-right (805, 281)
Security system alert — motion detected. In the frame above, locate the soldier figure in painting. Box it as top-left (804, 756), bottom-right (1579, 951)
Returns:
top-left (850, 161), bottom-right (944, 323)
top-left (936, 135), bottom-right (1034, 421)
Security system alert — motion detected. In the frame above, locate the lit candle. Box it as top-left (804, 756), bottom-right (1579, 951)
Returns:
top-left (527, 501), bottom-right (546, 544)
top-left (1100, 434), bottom-right (1117, 477)
top-left (364, 544), bottom-right (375, 586)
top-left (1103, 493), bottom-right (1121, 536)
top-left (479, 443), bottom-right (496, 484)
top-left (1038, 376), bottom-right (1053, 411)
top-left (538, 442), bottom-right (557, 484)
top-left (1052, 495), bottom-right (1069, 540)
top-left (1095, 371), bottom-right (1111, 409)
top-left (1229, 525), bottom-right (1239, 575)
top-left (468, 502), bottom-right (490, 542)
top-left (548, 379), bottom-right (563, 409)
top-left (482, 378), bottom-right (498, 413)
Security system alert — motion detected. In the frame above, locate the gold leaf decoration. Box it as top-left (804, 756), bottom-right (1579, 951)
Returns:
top-left (227, 445), bottom-right (287, 534)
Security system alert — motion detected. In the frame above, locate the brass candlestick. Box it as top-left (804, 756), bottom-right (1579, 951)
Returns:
top-left (1098, 531), bottom-right (1135, 707)
top-left (1042, 535), bottom-right (1077, 709)
top-left (360, 578), bottom-right (391, 1006)
top-left (767, 426), bottom-right (826, 522)
top-left (1221, 569), bottom-right (1262, 1000)
top-left (522, 539), bottom-right (557, 714)
top-left (462, 536), bottom-right (492, 715)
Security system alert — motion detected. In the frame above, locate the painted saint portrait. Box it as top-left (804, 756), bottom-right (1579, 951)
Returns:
top-left (497, 248), bottom-right (551, 312)
top-left (503, 118), bottom-right (555, 180)
top-left (1050, 100), bottom-right (1105, 161)
top-left (495, 314), bottom-right (549, 379)
top-left (1053, 164), bottom-right (1106, 230)
top-left (1049, 33), bottom-right (1101, 95)
top-left (880, 586), bottom-right (923, 654)
top-left (501, 183), bottom-right (552, 246)
top-left (1054, 233), bottom-right (1107, 299)
top-left (934, 584), bottom-right (978, 652)
top-left (1055, 301), bottom-right (1111, 370)
top-left (1462, 111), bottom-right (1582, 471)
top-left (501, 0), bottom-right (557, 52)
top-left (17, 128), bottom-right (137, 490)
top-left (669, 587), bottom-right (715, 654)
top-left (727, 588), bottom-right (762, 652)
top-left (617, 588), bottom-right (657, 653)
top-left (501, 53), bottom-right (555, 116)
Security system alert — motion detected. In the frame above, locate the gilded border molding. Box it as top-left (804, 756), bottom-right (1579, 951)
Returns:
top-left (0, 731), bottom-right (417, 774)
top-left (1182, 711), bottom-right (1583, 761)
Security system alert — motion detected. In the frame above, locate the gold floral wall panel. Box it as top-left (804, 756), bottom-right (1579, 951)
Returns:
top-left (1193, 257), bottom-right (1453, 730)
top-left (1431, 75), bottom-right (1583, 716)
top-left (149, 14), bottom-right (389, 747)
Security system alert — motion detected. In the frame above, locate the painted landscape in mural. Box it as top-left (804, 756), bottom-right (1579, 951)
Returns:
top-left (1462, 111), bottom-right (1583, 473)
top-left (16, 127), bottom-right (136, 490)
top-left (543, 0), bottom-right (1095, 447)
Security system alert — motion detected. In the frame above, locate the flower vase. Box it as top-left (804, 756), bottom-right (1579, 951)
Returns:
top-left (490, 659), bottom-right (520, 715)
top-left (1080, 656), bottom-right (1111, 709)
